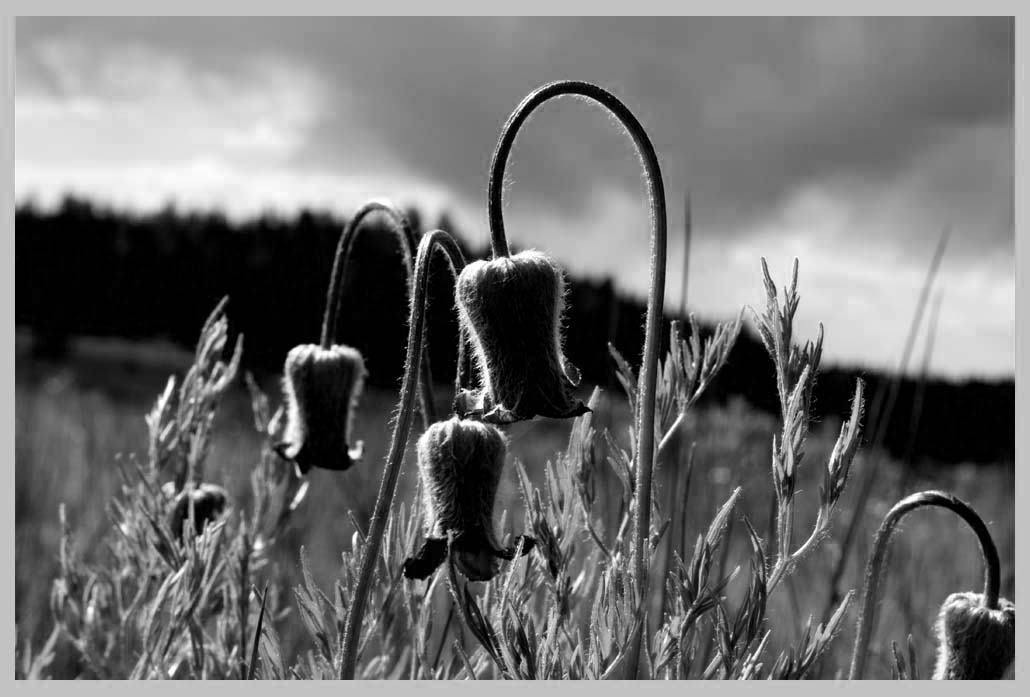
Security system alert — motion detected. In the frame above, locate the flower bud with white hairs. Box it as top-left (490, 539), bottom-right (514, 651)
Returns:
top-left (166, 482), bottom-right (229, 542)
top-left (276, 343), bottom-right (366, 475)
top-left (455, 250), bottom-right (587, 424)
top-left (933, 591), bottom-right (1015, 680)
top-left (404, 416), bottom-right (534, 582)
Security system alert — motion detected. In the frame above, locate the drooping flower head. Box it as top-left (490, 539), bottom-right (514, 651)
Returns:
top-left (276, 343), bottom-right (366, 475)
top-left (165, 483), bottom-right (229, 542)
top-left (403, 416), bottom-right (534, 582)
top-left (932, 591), bottom-right (1015, 680)
top-left (849, 490), bottom-right (1012, 680)
top-left (454, 250), bottom-right (588, 424)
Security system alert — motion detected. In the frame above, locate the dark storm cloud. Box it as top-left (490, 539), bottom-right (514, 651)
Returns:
top-left (15, 17), bottom-right (1015, 377)
top-left (17, 16), bottom-right (1013, 257)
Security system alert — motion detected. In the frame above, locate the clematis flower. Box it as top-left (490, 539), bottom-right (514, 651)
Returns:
top-left (932, 591), bottom-right (1015, 679)
top-left (165, 483), bottom-right (229, 542)
top-left (275, 343), bottom-right (366, 475)
top-left (454, 250), bottom-right (588, 424)
top-left (403, 416), bottom-right (534, 582)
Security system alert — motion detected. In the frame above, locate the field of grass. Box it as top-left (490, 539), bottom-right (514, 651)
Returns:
top-left (14, 326), bottom-right (1014, 680)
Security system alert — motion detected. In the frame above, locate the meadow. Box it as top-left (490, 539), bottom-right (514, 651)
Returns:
top-left (14, 80), bottom-right (1015, 681)
top-left (14, 326), bottom-right (1015, 679)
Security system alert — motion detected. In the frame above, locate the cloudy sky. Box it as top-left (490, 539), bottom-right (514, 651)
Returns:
top-left (15, 17), bottom-right (1014, 379)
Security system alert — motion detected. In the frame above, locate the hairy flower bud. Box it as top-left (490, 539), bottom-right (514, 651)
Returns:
top-left (932, 591), bottom-right (1015, 679)
top-left (276, 344), bottom-right (366, 475)
top-left (403, 416), bottom-right (534, 582)
top-left (454, 250), bottom-right (588, 423)
top-left (166, 483), bottom-right (229, 542)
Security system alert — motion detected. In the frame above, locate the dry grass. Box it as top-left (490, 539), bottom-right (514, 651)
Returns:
top-left (15, 319), bottom-right (1013, 679)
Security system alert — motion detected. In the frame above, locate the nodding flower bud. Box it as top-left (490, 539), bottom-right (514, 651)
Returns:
top-left (403, 416), bottom-right (535, 582)
top-left (932, 592), bottom-right (1015, 680)
top-left (166, 483), bottom-right (229, 542)
top-left (454, 250), bottom-right (588, 424)
top-left (275, 344), bottom-right (366, 475)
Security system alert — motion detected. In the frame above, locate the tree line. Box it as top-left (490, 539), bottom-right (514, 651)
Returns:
top-left (15, 196), bottom-right (1014, 466)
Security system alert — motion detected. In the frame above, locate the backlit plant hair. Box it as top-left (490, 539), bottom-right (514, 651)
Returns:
top-left (339, 229), bottom-right (467, 680)
top-left (276, 201), bottom-right (437, 474)
top-left (931, 591), bottom-right (1014, 679)
top-left (475, 82), bottom-right (667, 627)
top-left (402, 416), bottom-right (535, 583)
top-left (453, 79), bottom-right (667, 449)
top-left (849, 490), bottom-right (1009, 679)
top-left (455, 250), bottom-right (589, 423)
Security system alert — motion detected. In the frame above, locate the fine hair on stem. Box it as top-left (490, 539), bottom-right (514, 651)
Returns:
top-left (848, 490), bottom-right (1001, 679)
top-left (339, 229), bottom-right (468, 679)
top-left (321, 200), bottom-right (437, 428)
top-left (484, 82), bottom-right (667, 645)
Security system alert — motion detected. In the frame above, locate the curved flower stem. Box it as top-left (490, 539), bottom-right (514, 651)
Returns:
top-left (339, 229), bottom-right (467, 679)
top-left (486, 79), bottom-right (667, 590)
top-left (321, 201), bottom-right (437, 428)
top-left (848, 490), bottom-right (1001, 680)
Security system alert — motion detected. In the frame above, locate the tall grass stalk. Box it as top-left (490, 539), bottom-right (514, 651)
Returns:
top-left (896, 293), bottom-right (944, 498)
top-left (826, 227), bottom-right (950, 613)
top-left (679, 190), bottom-right (692, 318)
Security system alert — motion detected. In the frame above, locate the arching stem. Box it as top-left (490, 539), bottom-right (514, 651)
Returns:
top-left (848, 490), bottom-right (1001, 680)
top-left (339, 230), bottom-right (467, 679)
top-left (321, 201), bottom-right (437, 427)
top-left (486, 80), bottom-right (667, 600)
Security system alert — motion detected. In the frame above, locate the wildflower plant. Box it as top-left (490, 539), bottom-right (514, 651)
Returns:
top-left (849, 490), bottom-right (1015, 680)
top-left (455, 250), bottom-right (589, 423)
top-left (655, 313), bottom-right (744, 458)
top-left (149, 298), bottom-right (242, 494)
top-left (278, 344), bottom-right (366, 474)
top-left (404, 416), bottom-right (535, 582)
top-left (31, 79), bottom-right (1013, 683)
top-left (338, 229), bottom-right (469, 679)
top-left (931, 591), bottom-right (1015, 679)
top-left (466, 80), bottom-right (669, 675)
top-left (277, 201), bottom-right (437, 474)
top-left (751, 259), bottom-right (865, 592)
top-left (46, 301), bottom-right (309, 679)
top-left (165, 482), bottom-right (229, 543)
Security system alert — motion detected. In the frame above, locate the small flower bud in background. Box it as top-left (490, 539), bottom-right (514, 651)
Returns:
top-left (404, 416), bottom-right (534, 582)
top-left (933, 591), bottom-right (1014, 679)
top-left (455, 250), bottom-right (588, 423)
top-left (166, 483), bottom-right (229, 542)
top-left (276, 344), bottom-right (366, 475)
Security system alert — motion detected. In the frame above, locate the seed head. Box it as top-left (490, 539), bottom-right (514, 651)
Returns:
top-left (454, 250), bottom-right (588, 424)
top-left (166, 483), bottom-right (229, 542)
top-left (403, 416), bottom-right (534, 582)
top-left (276, 344), bottom-right (366, 475)
top-left (933, 591), bottom-right (1015, 680)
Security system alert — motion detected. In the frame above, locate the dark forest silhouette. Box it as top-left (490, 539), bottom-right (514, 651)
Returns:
top-left (15, 196), bottom-right (1014, 466)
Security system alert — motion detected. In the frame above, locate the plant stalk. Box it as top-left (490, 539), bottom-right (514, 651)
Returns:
top-left (825, 227), bottom-right (950, 615)
top-left (321, 200), bottom-right (437, 427)
top-left (484, 82), bottom-right (667, 678)
top-left (339, 230), bottom-right (467, 679)
top-left (848, 490), bottom-right (1001, 680)
top-left (679, 190), bottom-right (692, 318)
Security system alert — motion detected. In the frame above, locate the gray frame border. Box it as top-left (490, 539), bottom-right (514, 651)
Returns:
top-left (3, 6), bottom-right (1024, 692)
